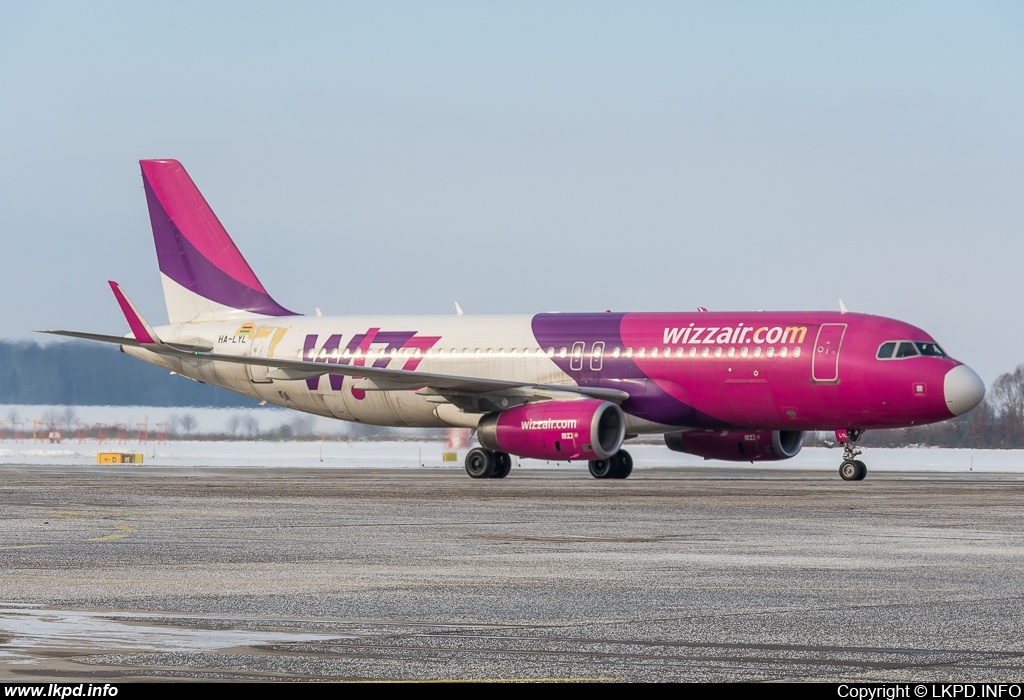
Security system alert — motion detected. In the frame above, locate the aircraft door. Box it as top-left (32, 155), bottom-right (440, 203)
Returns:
top-left (248, 327), bottom-right (286, 383)
top-left (811, 324), bottom-right (847, 383)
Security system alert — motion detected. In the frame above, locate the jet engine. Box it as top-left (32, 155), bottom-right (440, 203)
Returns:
top-left (477, 399), bottom-right (626, 461)
top-left (664, 429), bottom-right (805, 462)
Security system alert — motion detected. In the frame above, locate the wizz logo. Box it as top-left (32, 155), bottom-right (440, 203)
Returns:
top-left (302, 329), bottom-right (440, 391)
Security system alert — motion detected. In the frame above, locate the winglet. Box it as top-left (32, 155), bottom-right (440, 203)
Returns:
top-left (108, 281), bottom-right (161, 345)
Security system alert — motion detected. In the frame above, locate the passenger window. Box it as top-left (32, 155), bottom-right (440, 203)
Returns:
top-left (895, 342), bottom-right (919, 358)
top-left (740, 347), bottom-right (748, 358)
top-left (650, 347), bottom-right (658, 358)
top-left (625, 348), bottom-right (633, 358)
top-left (779, 347), bottom-right (788, 358)
top-left (877, 342), bottom-right (896, 359)
top-left (637, 347), bottom-right (646, 358)
top-left (916, 342), bottom-right (947, 357)
top-left (676, 348), bottom-right (684, 358)
top-left (688, 347), bottom-right (697, 358)
top-left (612, 347), bottom-right (621, 358)
top-left (793, 347), bottom-right (801, 358)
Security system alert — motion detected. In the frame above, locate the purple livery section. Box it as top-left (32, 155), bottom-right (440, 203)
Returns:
top-left (140, 159), bottom-right (296, 320)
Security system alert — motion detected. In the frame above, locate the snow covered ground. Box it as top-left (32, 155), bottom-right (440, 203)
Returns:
top-left (0, 439), bottom-right (1020, 473)
top-left (0, 404), bottom-right (1019, 472)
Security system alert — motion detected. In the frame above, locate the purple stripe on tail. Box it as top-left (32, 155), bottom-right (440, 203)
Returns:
top-left (141, 159), bottom-right (295, 317)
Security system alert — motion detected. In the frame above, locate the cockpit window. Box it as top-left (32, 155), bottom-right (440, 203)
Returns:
top-left (878, 340), bottom-right (948, 360)
top-left (915, 342), bottom-right (946, 357)
top-left (895, 342), bottom-right (920, 358)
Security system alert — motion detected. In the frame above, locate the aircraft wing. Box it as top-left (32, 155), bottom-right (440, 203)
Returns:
top-left (41, 327), bottom-right (628, 403)
top-left (39, 283), bottom-right (628, 405)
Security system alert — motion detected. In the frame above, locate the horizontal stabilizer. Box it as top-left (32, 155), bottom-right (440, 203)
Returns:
top-left (36, 329), bottom-right (144, 347)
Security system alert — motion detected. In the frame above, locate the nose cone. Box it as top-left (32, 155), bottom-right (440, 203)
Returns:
top-left (944, 365), bottom-right (986, 416)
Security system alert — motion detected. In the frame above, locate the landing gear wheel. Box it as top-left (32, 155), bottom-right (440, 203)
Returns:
top-left (491, 452), bottom-right (512, 479)
top-left (852, 459), bottom-right (867, 481)
top-left (590, 451), bottom-right (633, 479)
top-left (839, 460), bottom-right (859, 481)
top-left (611, 450), bottom-right (633, 479)
top-left (838, 429), bottom-right (868, 481)
top-left (588, 458), bottom-right (613, 479)
top-left (465, 448), bottom-right (496, 478)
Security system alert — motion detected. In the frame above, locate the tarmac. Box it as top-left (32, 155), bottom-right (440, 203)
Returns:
top-left (2, 464), bottom-right (1023, 682)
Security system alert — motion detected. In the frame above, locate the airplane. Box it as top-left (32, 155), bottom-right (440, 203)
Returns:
top-left (42, 159), bottom-right (986, 481)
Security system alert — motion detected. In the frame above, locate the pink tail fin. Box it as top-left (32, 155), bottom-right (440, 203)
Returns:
top-left (140, 159), bottom-right (296, 323)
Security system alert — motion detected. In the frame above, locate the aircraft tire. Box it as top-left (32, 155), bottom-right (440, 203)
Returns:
top-left (588, 458), bottom-right (613, 479)
top-left (611, 450), bottom-right (633, 479)
top-left (839, 460), bottom-right (860, 481)
top-left (466, 448), bottom-right (497, 478)
top-left (853, 459), bottom-right (867, 481)
top-left (492, 452), bottom-right (512, 479)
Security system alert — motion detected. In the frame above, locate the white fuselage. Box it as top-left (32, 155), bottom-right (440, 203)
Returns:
top-left (125, 315), bottom-right (611, 430)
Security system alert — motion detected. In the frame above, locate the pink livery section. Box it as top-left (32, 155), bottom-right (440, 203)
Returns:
top-left (530, 311), bottom-right (983, 432)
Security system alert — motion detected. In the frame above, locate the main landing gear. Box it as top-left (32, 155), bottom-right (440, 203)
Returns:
top-left (838, 429), bottom-right (867, 481)
top-left (588, 450), bottom-right (633, 479)
top-left (465, 447), bottom-right (512, 479)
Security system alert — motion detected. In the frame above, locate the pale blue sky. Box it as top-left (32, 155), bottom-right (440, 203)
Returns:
top-left (2, 2), bottom-right (1022, 383)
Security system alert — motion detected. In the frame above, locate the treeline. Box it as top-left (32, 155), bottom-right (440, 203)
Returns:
top-left (0, 340), bottom-right (255, 407)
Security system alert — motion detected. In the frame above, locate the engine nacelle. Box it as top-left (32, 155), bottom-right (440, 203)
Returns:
top-left (664, 429), bottom-right (805, 462)
top-left (478, 399), bottom-right (626, 461)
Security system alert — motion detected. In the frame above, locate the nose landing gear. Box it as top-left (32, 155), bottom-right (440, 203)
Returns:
top-left (838, 429), bottom-right (867, 481)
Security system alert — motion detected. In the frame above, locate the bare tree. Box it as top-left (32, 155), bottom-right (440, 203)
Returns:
top-left (990, 365), bottom-right (1024, 447)
top-left (60, 407), bottom-right (78, 431)
top-left (243, 415), bottom-right (260, 437)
